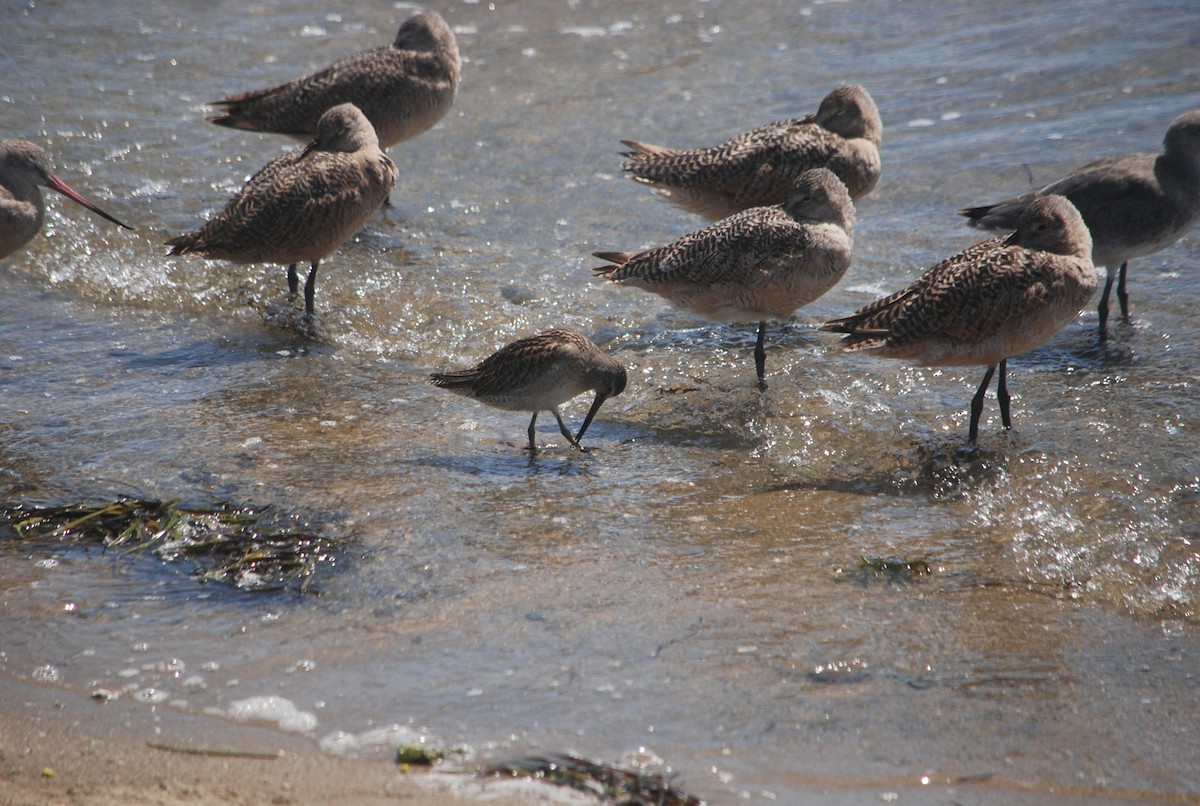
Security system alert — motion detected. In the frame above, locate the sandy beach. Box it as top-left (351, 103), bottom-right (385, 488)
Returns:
top-left (0, 675), bottom-right (584, 806)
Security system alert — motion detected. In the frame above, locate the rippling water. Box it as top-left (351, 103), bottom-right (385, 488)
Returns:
top-left (2, 0), bottom-right (1199, 802)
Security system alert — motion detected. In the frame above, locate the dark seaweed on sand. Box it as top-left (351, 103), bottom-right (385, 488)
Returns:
top-left (485, 752), bottom-right (704, 805)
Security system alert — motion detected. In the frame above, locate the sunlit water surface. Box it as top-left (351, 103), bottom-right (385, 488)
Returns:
top-left (2, 0), bottom-right (1199, 802)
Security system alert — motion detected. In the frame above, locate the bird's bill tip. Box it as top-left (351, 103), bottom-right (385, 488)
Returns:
top-left (45, 174), bottom-right (134, 230)
top-left (574, 393), bottom-right (610, 443)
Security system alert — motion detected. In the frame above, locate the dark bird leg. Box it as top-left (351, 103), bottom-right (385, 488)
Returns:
top-left (304, 261), bottom-right (320, 317)
top-left (754, 321), bottom-right (768, 391)
top-left (969, 363), bottom-right (999, 444)
top-left (1097, 266), bottom-right (1116, 340)
top-left (996, 358), bottom-right (1012, 431)
top-left (551, 407), bottom-right (584, 451)
top-left (1116, 261), bottom-right (1130, 322)
top-left (287, 264), bottom-right (299, 295)
top-left (527, 412), bottom-right (539, 454)
top-left (574, 393), bottom-right (610, 447)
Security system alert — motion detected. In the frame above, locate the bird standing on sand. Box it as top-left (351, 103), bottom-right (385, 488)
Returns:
top-left (207, 11), bottom-right (460, 150)
top-left (1, 139), bottom-right (132, 260)
top-left (595, 168), bottom-right (855, 389)
top-left (619, 84), bottom-right (881, 220)
top-left (823, 195), bottom-right (1096, 444)
top-left (167, 103), bottom-right (397, 318)
top-left (960, 109), bottom-right (1200, 337)
top-left (430, 329), bottom-right (628, 454)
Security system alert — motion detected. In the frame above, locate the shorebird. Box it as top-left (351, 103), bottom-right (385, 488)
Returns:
top-left (430, 329), bottom-right (628, 454)
top-left (167, 103), bottom-right (397, 318)
top-left (207, 11), bottom-right (460, 150)
top-left (619, 84), bottom-right (882, 220)
top-left (960, 109), bottom-right (1200, 337)
top-left (1, 139), bottom-right (132, 260)
top-left (594, 168), bottom-right (855, 389)
top-left (823, 195), bottom-right (1096, 444)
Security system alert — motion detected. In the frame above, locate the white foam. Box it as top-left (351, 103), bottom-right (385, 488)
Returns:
top-left (226, 695), bottom-right (317, 733)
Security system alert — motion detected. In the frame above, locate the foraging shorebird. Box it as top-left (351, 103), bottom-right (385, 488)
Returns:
top-left (167, 103), bottom-right (397, 318)
top-left (207, 11), bottom-right (460, 150)
top-left (619, 84), bottom-right (881, 220)
top-left (960, 109), bottom-right (1200, 337)
top-left (430, 329), bottom-right (627, 454)
top-left (823, 195), bottom-right (1096, 444)
top-left (594, 168), bottom-right (855, 389)
top-left (1, 139), bottom-right (132, 260)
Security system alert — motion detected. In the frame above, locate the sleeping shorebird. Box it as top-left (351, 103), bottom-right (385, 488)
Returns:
top-left (167, 103), bottom-right (396, 318)
top-left (594, 168), bottom-right (855, 389)
top-left (207, 11), bottom-right (460, 150)
top-left (960, 109), bottom-right (1200, 337)
top-left (430, 329), bottom-right (628, 454)
top-left (619, 84), bottom-right (881, 220)
top-left (823, 195), bottom-right (1096, 444)
top-left (1, 139), bottom-right (132, 260)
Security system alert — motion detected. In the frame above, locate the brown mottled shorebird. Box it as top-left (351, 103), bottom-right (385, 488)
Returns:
top-left (960, 109), bottom-right (1200, 337)
top-left (430, 329), bottom-right (628, 454)
top-left (823, 195), bottom-right (1096, 443)
top-left (207, 11), bottom-right (460, 150)
top-left (167, 103), bottom-right (397, 318)
top-left (619, 84), bottom-right (882, 220)
top-left (595, 168), bottom-right (855, 389)
top-left (1, 139), bottom-right (132, 260)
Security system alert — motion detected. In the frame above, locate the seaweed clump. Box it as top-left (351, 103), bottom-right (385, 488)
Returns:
top-left (0, 497), bottom-right (340, 594)
top-left (485, 752), bottom-right (704, 805)
top-left (833, 554), bottom-right (936, 586)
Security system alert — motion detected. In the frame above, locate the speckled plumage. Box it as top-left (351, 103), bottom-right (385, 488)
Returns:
top-left (620, 85), bottom-right (882, 220)
top-left (167, 103), bottom-right (397, 317)
top-left (0, 139), bottom-right (131, 260)
top-left (595, 168), bottom-right (855, 387)
top-left (208, 12), bottom-right (460, 150)
top-left (430, 328), bottom-right (628, 453)
top-left (824, 195), bottom-right (1096, 442)
top-left (960, 109), bottom-right (1200, 336)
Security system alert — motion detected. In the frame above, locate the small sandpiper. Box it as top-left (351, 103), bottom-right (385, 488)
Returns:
top-left (430, 328), bottom-right (628, 454)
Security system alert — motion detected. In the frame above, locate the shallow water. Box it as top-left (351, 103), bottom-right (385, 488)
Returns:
top-left (2, 0), bottom-right (1199, 802)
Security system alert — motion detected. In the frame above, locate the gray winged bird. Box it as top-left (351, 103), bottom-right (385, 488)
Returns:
top-left (960, 110), bottom-right (1200, 337)
top-left (208, 12), bottom-right (460, 150)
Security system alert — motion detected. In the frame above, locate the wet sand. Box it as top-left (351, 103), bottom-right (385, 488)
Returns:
top-left (6, 668), bottom-right (1195, 806)
top-left (0, 675), bottom-right (583, 806)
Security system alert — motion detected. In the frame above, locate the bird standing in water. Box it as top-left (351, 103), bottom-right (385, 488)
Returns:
top-left (823, 195), bottom-right (1096, 444)
top-left (960, 109), bottom-right (1200, 337)
top-left (207, 11), bottom-right (460, 151)
top-left (619, 84), bottom-right (882, 220)
top-left (167, 103), bottom-right (397, 319)
top-left (430, 329), bottom-right (628, 454)
top-left (595, 168), bottom-right (855, 389)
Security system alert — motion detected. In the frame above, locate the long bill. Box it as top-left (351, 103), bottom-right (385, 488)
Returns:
top-left (45, 174), bottom-right (133, 230)
top-left (574, 392), bottom-right (610, 443)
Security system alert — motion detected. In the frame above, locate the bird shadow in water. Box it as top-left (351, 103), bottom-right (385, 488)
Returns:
top-left (757, 433), bottom-right (1009, 502)
top-left (400, 442), bottom-right (605, 480)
